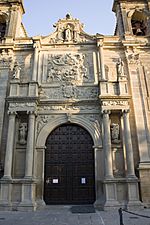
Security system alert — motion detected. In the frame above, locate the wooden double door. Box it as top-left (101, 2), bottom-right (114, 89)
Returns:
top-left (44, 124), bottom-right (95, 204)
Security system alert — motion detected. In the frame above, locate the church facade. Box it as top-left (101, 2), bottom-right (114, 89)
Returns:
top-left (0, 0), bottom-right (150, 211)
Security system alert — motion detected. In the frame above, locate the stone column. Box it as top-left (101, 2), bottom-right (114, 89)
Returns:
top-left (122, 109), bottom-right (136, 178)
top-left (7, 9), bottom-right (16, 37)
top-left (98, 40), bottom-right (106, 80)
top-left (25, 112), bottom-right (36, 179)
top-left (3, 112), bottom-right (16, 179)
top-left (120, 3), bottom-right (130, 34)
top-left (32, 44), bottom-right (39, 81)
top-left (102, 110), bottom-right (113, 179)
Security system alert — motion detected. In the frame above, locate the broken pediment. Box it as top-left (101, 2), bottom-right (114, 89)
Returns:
top-left (41, 14), bottom-right (96, 44)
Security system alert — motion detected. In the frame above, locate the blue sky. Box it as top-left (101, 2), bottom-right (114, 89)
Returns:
top-left (22, 0), bottom-right (115, 37)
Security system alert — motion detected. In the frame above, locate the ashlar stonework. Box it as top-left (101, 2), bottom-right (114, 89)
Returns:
top-left (0, 0), bottom-right (149, 211)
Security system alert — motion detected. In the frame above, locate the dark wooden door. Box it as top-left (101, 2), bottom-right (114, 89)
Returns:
top-left (44, 124), bottom-right (95, 204)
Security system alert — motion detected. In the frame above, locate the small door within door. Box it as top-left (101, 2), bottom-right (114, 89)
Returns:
top-left (44, 124), bottom-right (95, 204)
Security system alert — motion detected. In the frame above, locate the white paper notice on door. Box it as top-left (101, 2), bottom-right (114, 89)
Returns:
top-left (81, 178), bottom-right (86, 184)
top-left (53, 179), bottom-right (59, 184)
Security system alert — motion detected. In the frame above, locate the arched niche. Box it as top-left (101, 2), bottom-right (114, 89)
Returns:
top-left (0, 13), bottom-right (8, 39)
top-left (131, 10), bottom-right (147, 36)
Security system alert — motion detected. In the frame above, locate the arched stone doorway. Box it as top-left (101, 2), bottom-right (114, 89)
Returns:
top-left (44, 123), bottom-right (96, 205)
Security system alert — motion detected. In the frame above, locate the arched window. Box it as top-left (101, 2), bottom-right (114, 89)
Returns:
top-left (0, 15), bottom-right (6, 39)
top-left (131, 11), bottom-right (147, 36)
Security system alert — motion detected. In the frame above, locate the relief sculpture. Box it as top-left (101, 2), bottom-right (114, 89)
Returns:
top-left (47, 53), bottom-right (87, 84)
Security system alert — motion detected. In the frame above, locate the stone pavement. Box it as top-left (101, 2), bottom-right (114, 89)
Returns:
top-left (0, 205), bottom-right (149, 225)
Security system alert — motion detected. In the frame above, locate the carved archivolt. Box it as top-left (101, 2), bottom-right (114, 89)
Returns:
top-left (37, 113), bottom-right (101, 135)
top-left (36, 115), bottom-right (102, 147)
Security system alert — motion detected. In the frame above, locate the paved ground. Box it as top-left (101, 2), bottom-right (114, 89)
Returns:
top-left (0, 205), bottom-right (150, 225)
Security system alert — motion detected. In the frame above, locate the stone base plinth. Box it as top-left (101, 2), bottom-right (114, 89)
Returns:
top-left (19, 182), bottom-right (37, 211)
top-left (138, 162), bottom-right (150, 208)
top-left (102, 179), bottom-right (120, 210)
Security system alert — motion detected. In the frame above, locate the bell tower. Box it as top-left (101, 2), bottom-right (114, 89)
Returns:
top-left (0, 0), bottom-right (25, 40)
top-left (112, 0), bottom-right (150, 36)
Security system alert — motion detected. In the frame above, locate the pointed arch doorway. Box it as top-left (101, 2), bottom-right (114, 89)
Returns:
top-left (44, 123), bottom-right (96, 205)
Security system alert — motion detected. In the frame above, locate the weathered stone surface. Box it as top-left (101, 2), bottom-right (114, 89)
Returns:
top-left (0, 0), bottom-right (149, 211)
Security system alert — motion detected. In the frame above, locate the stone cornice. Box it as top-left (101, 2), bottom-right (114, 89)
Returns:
top-left (100, 95), bottom-right (131, 100)
top-left (112, 0), bottom-right (146, 12)
top-left (39, 99), bottom-right (99, 105)
top-left (6, 96), bottom-right (39, 103)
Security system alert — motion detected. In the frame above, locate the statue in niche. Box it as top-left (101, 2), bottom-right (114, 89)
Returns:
top-left (64, 25), bottom-right (72, 42)
top-left (110, 123), bottom-right (121, 144)
top-left (116, 58), bottom-right (124, 77)
top-left (12, 62), bottom-right (21, 79)
top-left (19, 123), bottom-right (27, 145)
top-left (104, 65), bottom-right (109, 80)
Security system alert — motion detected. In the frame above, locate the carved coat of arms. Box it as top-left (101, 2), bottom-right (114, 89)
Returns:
top-left (47, 53), bottom-right (87, 85)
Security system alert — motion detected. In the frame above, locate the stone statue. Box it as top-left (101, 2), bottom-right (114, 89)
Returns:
top-left (19, 123), bottom-right (27, 145)
top-left (13, 63), bottom-right (21, 79)
top-left (65, 25), bottom-right (72, 41)
top-left (116, 58), bottom-right (124, 77)
top-left (110, 123), bottom-right (120, 144)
